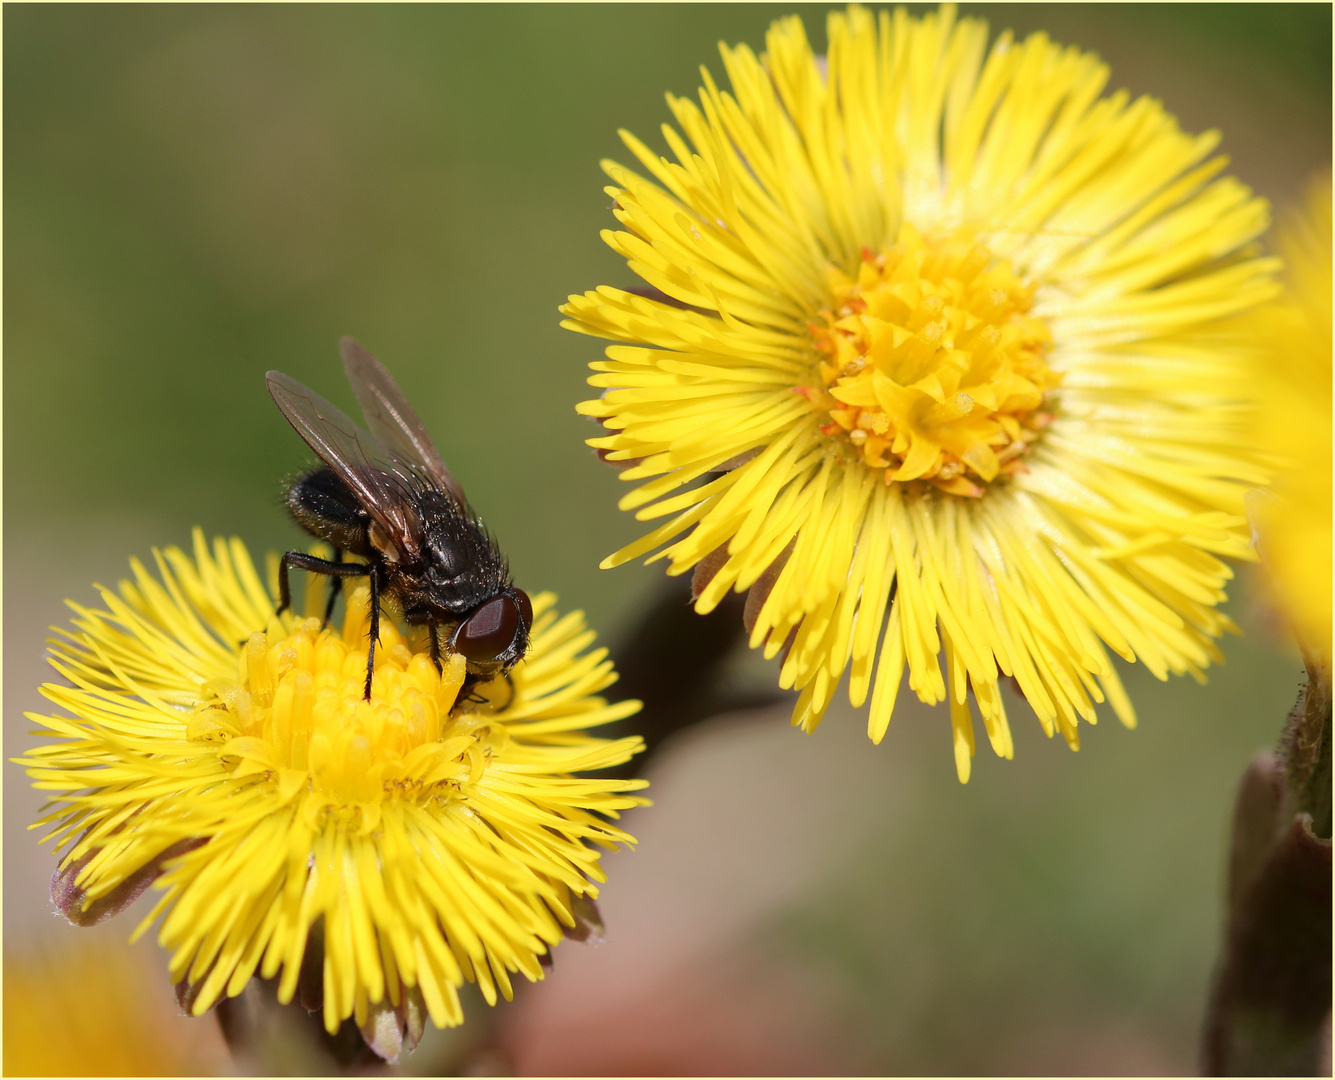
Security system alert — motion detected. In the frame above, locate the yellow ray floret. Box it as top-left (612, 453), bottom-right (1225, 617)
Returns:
top-left (562, 4), bottom-right (1277, 781)
top-left (19, 531), bottom-right (646, 1033)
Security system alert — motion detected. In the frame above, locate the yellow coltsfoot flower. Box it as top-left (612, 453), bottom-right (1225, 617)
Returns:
top-left (1246, 172), bottom-right (1332, 661)
top-left (563, 4), bottom-right (1278, 781)
top-left (19, 531), bottom-right (646, 1049)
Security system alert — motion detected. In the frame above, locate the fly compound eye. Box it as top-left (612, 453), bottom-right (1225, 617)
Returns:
top-left (455, 596), bottom-right (521, 664)
top-left (513, 588), bottom-right (533, 632)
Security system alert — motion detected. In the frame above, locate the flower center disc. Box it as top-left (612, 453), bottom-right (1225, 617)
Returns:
top-left (803, 225), bottom-right (1060, 497)
top-left (194, 586), bottom-right (503, 821)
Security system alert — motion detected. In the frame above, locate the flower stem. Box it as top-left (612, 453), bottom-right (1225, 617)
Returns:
top-left (1202, 649), bottom-right (1332, 1075)
top-left (1289, 647), bottom-right (1332, 840)
top-left (601, 574), bottom-right (785, 779)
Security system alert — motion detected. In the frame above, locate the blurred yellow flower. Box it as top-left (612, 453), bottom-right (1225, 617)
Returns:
top-left (1247, 173), bottom-right (1332, 659)
top-left (4, 940), bottom-right (224, 1077)
top-left (563, 4), bottom-right (1277, 781)
top-left (18, 531), bottom-right (646, 1039)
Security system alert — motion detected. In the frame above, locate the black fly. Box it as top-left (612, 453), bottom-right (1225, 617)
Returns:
top-left (268, 338), bottom-right (532, 701)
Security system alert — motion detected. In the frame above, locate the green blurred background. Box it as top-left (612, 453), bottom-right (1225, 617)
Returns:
top-left (5, 4), bottom-right (1329, 1076)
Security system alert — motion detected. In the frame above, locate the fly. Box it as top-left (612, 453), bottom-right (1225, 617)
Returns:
top-left (268, 338), bottom-right (532, 701)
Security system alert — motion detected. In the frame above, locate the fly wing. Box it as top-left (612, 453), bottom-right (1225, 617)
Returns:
top-left (339, 337), bottom-right (467, 508)
top-left (267, 370), bottom-right (424, 559)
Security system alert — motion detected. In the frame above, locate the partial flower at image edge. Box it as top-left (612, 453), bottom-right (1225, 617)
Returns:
top-left (1246, 170), bottom-right (1333, 664)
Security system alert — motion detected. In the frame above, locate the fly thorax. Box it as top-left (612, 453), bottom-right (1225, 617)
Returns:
top-left (426, 535), bottom-right (465, 580)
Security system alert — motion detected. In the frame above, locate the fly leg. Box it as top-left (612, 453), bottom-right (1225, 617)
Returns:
top-left (278, 551), bottom-right (368, 616)
top-left (363, 565), bottom-right (382, 702)
top-left (321, 548), bottom-right (344, 628)
top-left (428, 617), bottom-right (443, 674)
top-left (463, 670), bottom-right (515, 709)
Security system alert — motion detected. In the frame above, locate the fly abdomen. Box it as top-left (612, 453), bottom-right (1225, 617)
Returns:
top-left (286, 467), bottom-right (373, 557)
